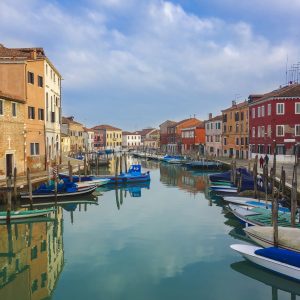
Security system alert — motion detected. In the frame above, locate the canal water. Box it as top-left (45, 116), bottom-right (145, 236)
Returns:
top-left (0, 159), bottom-right (299, 299)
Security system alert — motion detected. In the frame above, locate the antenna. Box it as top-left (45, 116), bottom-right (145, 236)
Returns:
top-left (285, 55), bottom-right (288, 85)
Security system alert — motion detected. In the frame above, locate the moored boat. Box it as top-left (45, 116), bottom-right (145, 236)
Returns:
top-left (231, 244), bottom-right (300, 281)
top-left (244, 226), bottom-right (300, 253)
top-left (0, 208), bottom-right (55, 221)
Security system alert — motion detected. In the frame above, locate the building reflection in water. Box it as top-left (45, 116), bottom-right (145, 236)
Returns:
top-left (0, 208), bottom-right (64, 299)
top-left (159, 163), bottom-right (207, 195)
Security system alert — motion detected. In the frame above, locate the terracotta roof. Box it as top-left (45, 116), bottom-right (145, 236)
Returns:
top-left (169, 118), bottom-right (200, 128)
top-left (122, 131), bottom-right (140, 135)
top-left (222, 100), bottom-right (248, 112)
top-left (62, 116), bottom-right (83, 126)
top-left (204, 115), bottom-right (222, 123)
top-left (249, 83), bottom-right (300, 104)
top-left (181, 121), bottom-right (204, 130)
top-left (92, 124), bottom-right (122, 131)
top-left (0, 91), bottom-right (25, 103)
top-left (137, 128), bottom-right (156, 136)
top-left (0, 44), bottom-right (45, 60)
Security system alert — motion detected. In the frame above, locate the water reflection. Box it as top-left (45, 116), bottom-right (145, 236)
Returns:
top-left (159, 163), bottom-right (207, 194)
top-left (0, 209), bottom-right (64, 299)
top-left (231, 261), bottom-right (300, 299)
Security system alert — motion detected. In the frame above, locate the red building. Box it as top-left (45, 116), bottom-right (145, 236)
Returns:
top-left (181, 122), bottom-right (205, 153)
top-left (166, 118), bottom-right (200, 153)
top-left (249, 83), bottom-right (300, 162)
top-left (159, 120), bottom-right (176, 152)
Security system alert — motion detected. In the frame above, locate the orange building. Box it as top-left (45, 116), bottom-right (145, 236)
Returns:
top-left (0, 46), bottom-right (49, 172)
top-left (222, 100), bottom-right (249, 159)
top-left (166, 118), bottom-right (200, 153)
top-left (181, 121), bottom-right (205, 153)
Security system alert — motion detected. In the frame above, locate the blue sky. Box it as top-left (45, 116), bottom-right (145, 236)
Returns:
top-left (1, 0), bottom-right (300, 130)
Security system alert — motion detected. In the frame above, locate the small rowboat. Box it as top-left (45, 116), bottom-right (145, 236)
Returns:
top-left (223, 196), bottom-right (290, 213)
top-left (0, 208), bottom-right (55, 221)
top-left (244, 226), bottom-right (300, 253)
top-left (20, 185), bottom-right (97, 199)
top-left (231, 244), bottom-right (300, 281)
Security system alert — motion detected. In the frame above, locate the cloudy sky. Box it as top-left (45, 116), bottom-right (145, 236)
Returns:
top-left (1, 0), bottom-right (300, 130)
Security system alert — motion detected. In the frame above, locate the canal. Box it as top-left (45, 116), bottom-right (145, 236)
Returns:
top-left (0, 159), bottom-right (299, 299)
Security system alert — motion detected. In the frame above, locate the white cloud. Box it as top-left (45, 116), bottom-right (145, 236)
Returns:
top-left (0, 0), bottom-right (299, 127)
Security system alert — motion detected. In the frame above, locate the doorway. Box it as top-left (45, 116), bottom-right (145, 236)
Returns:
top-left (6, 154), bottom-right (13, 177)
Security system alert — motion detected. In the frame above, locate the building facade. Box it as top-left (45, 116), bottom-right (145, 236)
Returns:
top-left (61, 117), bottom-right (85, 154)
top-left (166, 118), bottom-right (200, 153)
top-left (44, 59), bottom-right (62, 165)
top-left (92, 124), bottom-right (122, 150)
top-left (159, 120), bottom-right (176, 152)
top-left (249, 84), bottom-right (300, 162)
top-left (222, 100), bottom-right (249, 159)
top-left (83, 128), bottom-right (95, 152)
top-left (122, 131), bottom-right (141, 149)
top-left (143, 129), bottom-right (160, 149)
top-left (181, 122), bottom-right (205, 154)
top-left (0, 92), bottom-right (25, 178)
top-left (204, 113), bottom-right (223, 157)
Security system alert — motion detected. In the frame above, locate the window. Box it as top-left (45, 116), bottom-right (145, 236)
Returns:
top-left (295, 125), bottom-right (300, 136)
top-left (276, 145), bottom-right (286, 155)
top-left (267, 125), bottom-right (271, 137)
top-left (27, 71), bottom-right (34, 84)
top-left (30, 143), bottom-right (40, 155)
top-left (276, 103), bottom-right (284, 115)
top-left (28, 106), bottom-right (35, 119)
top-left (224, 138), bottom-right (227, 145)
top-left (268, 103), bottom-right (271, 116)
top-left (241, 112), bottom-right (244, 121)
top-left (276, 125), bottom-right (284, 136)
top-left (31, 245), bottom-right (38, 260)
top-left (236, 138), bottom-right (239, 145)
top-left (261, 106), bottom-right (265, 117)
top-left (12, 102), bottom-right (17, 117)
top-left (257, 126), bottom-right (261, 137)
top-left (252, 108), bottom-right (255, 118)
top-left (258, 106), bottom-right (261, 117)
top-left (296, 103), bottom-right (300, 114)
top-left (0, 99), bottom-right (3, 115)
top-left (38, 108), bottom-right (44, 120)
top-left (46, 93), bottom-right (49, 121)
top-left (252, 127), bottom-right (255, 138)
top-left (241, 137), bottom-right (244, 145)
top-left (38, 75), bottom-right (43, 87)
top-left (261, 126), bottom-right (265, 137)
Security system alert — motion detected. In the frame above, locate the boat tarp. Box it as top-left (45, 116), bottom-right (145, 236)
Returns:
top-left (255, 247), bottom-right (300, 268)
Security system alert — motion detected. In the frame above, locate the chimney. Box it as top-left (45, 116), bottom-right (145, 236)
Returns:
top-left (208, 113), bottom-right (212, 120)
top-left (232, 100), bottom-right (236, 107)
top-left (31, 49), bottom-right (37, 60)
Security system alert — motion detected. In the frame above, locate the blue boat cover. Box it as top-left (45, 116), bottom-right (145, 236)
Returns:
top-left (255, 247), bottom-right (300, 268)
top-left (128, 164), bottom-right (142, 174)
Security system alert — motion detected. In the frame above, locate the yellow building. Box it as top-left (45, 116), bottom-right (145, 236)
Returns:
top-left (222, 100), bottom-right (249, 159)
top-left (92, 124), bottom-right (122, 150)
top-left (61, 116), bottom-right (85, 153)
top-left (61, 133), bottom-right (71, 155)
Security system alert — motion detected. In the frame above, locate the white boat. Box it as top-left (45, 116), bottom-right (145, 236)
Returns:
top-left (244, 226), bottom-right (300, 253)
top-left (76, 178), bottom-right (109, 188)
top-left (231, 244), bottom-right (300, 281)
top-left (223, 196), bottom-right (289, 213)
top-left (228, 204), bottom-right (262, 218)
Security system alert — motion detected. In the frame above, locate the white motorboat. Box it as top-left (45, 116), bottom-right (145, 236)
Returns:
top-left (223, 196), bottom-right (289, 213)
top-left (244, 226), bottom-right (300, 253)
top-left (231, 244), bottom-right (300, 281)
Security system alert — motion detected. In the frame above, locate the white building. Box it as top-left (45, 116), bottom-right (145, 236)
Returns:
top-left (204, 113), bottom-right (223, 157)
top-left (83, 128), bottom-right (95, 152)
top-left (122, 131), bottom-right (141, 149)
top-left (44, 60), bottom-right (62, 165)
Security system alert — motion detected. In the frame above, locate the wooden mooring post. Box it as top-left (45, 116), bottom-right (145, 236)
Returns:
top-left (13, 167), bottom-right (17, 202)
top-left (291, 164), bottom-right (298, 227)
top-left (68, 161), bottom-right (73, 183)
top-left (253, 156), bottom-right (258, 199)
top-left (6, 175), bottom-right (12, 224)
top-left (78, 164), bottom-right (81, 182)
top-left (263, 164), bottom-right (269, 207)
top-left (27, 168), bottom-right (33, 210)
top-left (124, 154), bottom-right (128, 173)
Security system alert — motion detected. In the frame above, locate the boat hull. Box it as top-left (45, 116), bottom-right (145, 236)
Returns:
top-left (20, 186), bottom-right (97, 199)
top-left (0, 208), bottom-right (55, 220)
top-left (231, 244), bottom-right (300, 281)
